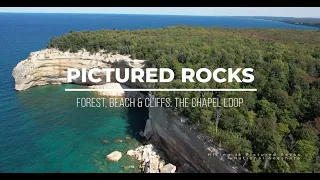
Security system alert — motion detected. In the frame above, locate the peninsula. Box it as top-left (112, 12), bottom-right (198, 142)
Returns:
top-left (12, 26), bottom-right (320, 173)
top-left (245, 16), bottom-right (320, 29)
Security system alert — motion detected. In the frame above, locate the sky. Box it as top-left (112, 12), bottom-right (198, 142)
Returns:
top-left (0, 7), bottom-right (319, 18)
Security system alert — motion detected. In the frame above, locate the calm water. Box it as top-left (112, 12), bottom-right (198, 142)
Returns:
top-left (0, 13), bottom-right (317, 173)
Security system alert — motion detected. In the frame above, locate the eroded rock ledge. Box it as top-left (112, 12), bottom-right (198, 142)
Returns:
top-left (12, 48), bottom-right (146, 91)
top-left (127, 144), bottom-right (178, 173)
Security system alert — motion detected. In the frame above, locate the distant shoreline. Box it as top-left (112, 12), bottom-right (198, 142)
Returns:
top-left (0, 12), bottom-right (318, 21)
top-left (1, 12), bottom-right (318, 30)
top-left (1, 13), bottom-right (318, 30)
top-left (241, 16), bottom-right (320, 29)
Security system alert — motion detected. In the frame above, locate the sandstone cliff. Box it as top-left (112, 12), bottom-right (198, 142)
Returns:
top-left (147, 107), bottom-right (249, 173)
top-left (12, 48), bottom-right (146, 91)
top-left (12, 48), bottom-right (248, 173)
top-left (147, 95), bottom-right (249, 173)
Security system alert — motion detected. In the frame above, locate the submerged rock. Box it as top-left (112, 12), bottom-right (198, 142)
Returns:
top-left (123, 165), bottom-right (135, 170)
top-left (125, 136), bottom-right (131, 143)
top-left (106, 151), bottom-right (122, 162)
top-left (102, 139), bottom-right (109, 144)
top-left (125, 136), bottom-right (131, 140)
top-left (114, 139), bottom-right (123, 143)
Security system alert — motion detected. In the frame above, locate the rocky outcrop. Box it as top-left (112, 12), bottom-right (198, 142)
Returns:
top-left (127, 144), bottom-right (176, 173)
top-left (160, 163), bottom-right (176, 173)
top-left (106, 151), bottom-right (122, 162)
top-left (12, 48), bottom-right (146, 91)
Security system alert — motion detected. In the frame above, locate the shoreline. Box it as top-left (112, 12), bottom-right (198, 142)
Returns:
top-left (88, 83), bottom-right (178, 173)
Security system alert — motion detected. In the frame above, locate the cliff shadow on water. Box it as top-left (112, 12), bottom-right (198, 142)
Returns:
top-left (125, 105), bottom-right (149, 142)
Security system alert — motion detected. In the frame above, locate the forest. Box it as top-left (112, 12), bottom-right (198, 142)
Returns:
top-left (48, 26), bottom-right (320, 173)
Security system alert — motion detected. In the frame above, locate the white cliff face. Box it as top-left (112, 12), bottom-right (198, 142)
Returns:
top-left (12, 48), bottom-right (146, 91)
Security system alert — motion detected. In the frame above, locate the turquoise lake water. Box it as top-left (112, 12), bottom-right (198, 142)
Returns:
top-left (0, 13), bottom-right (318, 173)
top-left (1, 84), bottom-right (147, 172)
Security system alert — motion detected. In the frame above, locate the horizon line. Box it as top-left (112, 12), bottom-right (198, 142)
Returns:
top-left (0, 12), bottom-right (319, 19)
top-left (65, 88), bottom-right (258, 92)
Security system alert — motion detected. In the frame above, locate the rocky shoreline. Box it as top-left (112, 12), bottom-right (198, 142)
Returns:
top-left (105, 142), bottom-right (197, 173)
top-left (126, 144), bottom-right (176, 173)
top-left (12, 48), bottom-right (177, 173)
top-left (12, 48), bottom-right (248, 173)
top-left (104, 122), bottom-right (178, 173)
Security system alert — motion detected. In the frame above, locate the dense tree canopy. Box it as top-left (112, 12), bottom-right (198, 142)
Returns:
top-left (48, 26), bottom-right (320, 173)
